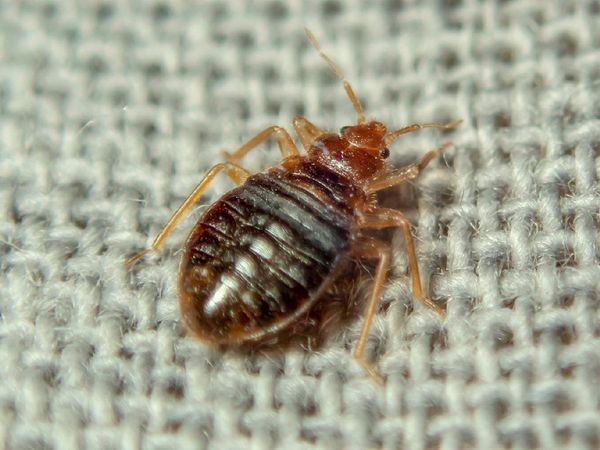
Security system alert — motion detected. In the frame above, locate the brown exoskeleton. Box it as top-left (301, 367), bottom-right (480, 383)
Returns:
top-left (127, 29), bottom-right (460, 383)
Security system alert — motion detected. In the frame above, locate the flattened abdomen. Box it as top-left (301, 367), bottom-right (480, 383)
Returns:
top-left (178, 170), bottom-right (354, 344)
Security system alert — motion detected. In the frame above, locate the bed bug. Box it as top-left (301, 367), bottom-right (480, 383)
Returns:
top-left (126, 29), bottom-right (460, 383)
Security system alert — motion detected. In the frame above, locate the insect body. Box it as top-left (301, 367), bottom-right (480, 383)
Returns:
top-left (179, 159), bottom-right (357, 345)
top-left (127, 30), bottom-right (460, 383)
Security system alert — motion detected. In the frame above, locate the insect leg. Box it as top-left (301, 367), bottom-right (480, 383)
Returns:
top-left (351, 236), bottom-right (391, 384)
top-left (293, 115), bottom-right (324, 151)
top-left (225, 126), bottom-right (300, 165)
top-left (126, 162), bottom-right (250, 268)
top-left (358, 208), bottom-right (445, 316)
top-left (384, 119), bottom-right (462, 146)
top-left (366, 142), bottom-right (453, 194)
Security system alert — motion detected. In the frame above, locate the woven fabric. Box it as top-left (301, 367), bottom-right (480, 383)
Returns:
top-left (1, 1), bottom-right (600, 449)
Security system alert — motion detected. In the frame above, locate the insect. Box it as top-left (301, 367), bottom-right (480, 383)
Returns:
top-left (127, 29), bottom-right (460, 383)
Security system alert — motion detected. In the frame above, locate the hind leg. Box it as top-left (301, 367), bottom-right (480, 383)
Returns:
top-left (351, 236), bottom-right (392, 384)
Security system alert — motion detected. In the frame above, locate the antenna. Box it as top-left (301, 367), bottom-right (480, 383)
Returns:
top-left (304, 28), bottom-right (366, 124)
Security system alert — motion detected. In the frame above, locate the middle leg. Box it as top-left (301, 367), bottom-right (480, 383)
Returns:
top-left (126, 162), bottom-right (250, 268)
top-left (358, 208), bottom-right (445, 316)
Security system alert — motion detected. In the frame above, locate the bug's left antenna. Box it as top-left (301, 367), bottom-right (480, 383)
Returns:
top-left (304, 28), bottom-right (366, 124)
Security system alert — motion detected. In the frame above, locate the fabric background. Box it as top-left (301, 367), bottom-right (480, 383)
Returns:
top-left (1, 1), bottom-right (600, 449)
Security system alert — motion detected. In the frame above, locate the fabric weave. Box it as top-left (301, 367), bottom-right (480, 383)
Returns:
top-left (1, 1), bottom-right (599, 449)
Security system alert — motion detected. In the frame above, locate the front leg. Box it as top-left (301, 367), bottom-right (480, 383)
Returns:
top-left (293, 116), bottom-right (325, 151)
top-left (226, 126), bottom-right (299, 164)
top-left (366, 143), bottom-right (453, 194)
top-left (127, 124), bottom-right (303, 268)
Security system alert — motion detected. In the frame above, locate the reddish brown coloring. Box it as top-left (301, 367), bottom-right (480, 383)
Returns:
top-left (127, 29), bottom-right (460, 383)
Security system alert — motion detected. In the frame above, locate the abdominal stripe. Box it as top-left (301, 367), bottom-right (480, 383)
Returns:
top-left (240, 180), bottom-right (348, 257)
top-left (221, 196), bottom-right (329, 268)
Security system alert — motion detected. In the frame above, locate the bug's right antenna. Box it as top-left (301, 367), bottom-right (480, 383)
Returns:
top-left (304, 28), bottom-right (366, 124)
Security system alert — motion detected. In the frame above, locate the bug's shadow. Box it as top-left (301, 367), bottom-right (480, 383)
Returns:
top-left (377, 178), bottom-right (420, 211)
top-left (224, 261), bottom-right (373, 357)
top-left (225, 184), bottom-right (424, 358)
top-left (220, 180), bottom-right (431, 360)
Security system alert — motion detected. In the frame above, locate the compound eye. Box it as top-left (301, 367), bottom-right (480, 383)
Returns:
top-left (380, 147), bottom-right (390, 159)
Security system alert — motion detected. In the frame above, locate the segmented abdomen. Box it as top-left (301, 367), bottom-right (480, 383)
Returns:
top-left (179, 163), bottom-right (358, 344)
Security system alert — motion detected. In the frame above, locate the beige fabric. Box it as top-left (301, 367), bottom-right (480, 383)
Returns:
top-left (1, 1), bottom-right (599, 449)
